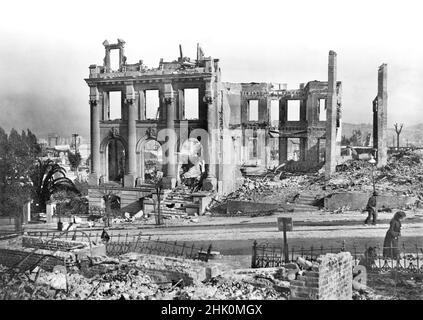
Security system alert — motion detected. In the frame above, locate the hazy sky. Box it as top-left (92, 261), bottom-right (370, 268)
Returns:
top-left (1, 0), bottom-right (422, 139)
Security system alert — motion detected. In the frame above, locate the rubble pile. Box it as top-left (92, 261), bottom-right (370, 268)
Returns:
top-left (216, 177), bottom-right (307, 205)
top-left (176, 275), bottom-right (288, 300)
top-left (353, 270), bottom-right (423, 300)
top-left (330, 151), bottom-right (423, 198)
top-left (212, 151), bottom-right (423, 214)
top-left (0, 253), bottom-right (289, 300)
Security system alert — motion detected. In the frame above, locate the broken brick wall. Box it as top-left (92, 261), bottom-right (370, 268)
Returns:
top-left (290, 252), bottom-right (353, 300)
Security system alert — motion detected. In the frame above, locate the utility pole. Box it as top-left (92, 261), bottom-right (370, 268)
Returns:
top-left (72, 133), bottom-right (79, 153)
top-left (72, 133), bottom-right (79, 174)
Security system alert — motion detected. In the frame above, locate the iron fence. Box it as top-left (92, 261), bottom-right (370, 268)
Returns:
top-left (26, 230), bottom-right (213, 262)
top-left (106, 235), bottom-right (212, 262)
top-left (251, 240), bottom-right (423, 273)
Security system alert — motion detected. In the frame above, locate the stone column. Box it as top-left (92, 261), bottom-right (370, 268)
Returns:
top-left (89, 87), bottom-right (101, 186)
top-left (139, 90), bottom-right (146, 120)
top-left (162, 84), bottom-right (177, 189)
top-left (375, 64), bottom-right (388, 167)
top-left (203, 84), bottom-right (217, 191)
top-left (124, 83), bottom-right (136, 187)
top-left (325, 51), bottom-right (337, 179)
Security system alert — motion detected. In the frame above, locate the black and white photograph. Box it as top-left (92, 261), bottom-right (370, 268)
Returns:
top-left (0, 0), bottom-right (423, 308)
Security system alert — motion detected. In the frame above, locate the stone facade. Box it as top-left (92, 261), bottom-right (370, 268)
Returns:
top-left (86, 40), bottom-right (343, 212)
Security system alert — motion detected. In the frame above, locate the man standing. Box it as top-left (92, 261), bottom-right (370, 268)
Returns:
top-left (364, 191), bottom-right (378, 225)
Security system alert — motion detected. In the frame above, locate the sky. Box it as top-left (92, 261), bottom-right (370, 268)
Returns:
top-left (0, 0), bottom-right (422, 139)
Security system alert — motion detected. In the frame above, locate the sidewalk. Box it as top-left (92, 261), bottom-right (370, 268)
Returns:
top-left (22, 208), bottom-right (423, 233)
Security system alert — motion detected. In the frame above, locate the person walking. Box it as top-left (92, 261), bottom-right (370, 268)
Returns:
top-left (364, 191), bottom-right (378, 225)
top-left (383, 211), bottom-right (406, 259)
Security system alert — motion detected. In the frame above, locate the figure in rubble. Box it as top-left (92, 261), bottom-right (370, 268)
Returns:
top-left (383, 211), bottom-right (406, 259)
top-left (364, 191), bottom-right (378, 225)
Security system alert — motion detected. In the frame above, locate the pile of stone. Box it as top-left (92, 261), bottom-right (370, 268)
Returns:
top-left (216, 178), bottom-right (298, 205)
top-left (220, 151), bottom-right (423, 212)
top-left (327, 151), bottom-right (423, 199)
top-left (0, 252), bottom-right (290, 300)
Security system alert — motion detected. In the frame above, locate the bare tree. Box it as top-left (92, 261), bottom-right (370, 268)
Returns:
top-left (151, 171), bottom-right (164, 225)
top-left (394, 123), bottom-right (404, 150)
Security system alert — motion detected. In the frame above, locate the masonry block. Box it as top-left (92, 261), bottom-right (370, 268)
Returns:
top-left (289, 252), bottom-right (352, 300)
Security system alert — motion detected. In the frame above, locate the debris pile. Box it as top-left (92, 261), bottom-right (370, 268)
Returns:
top-left (212, 151), bottom-right (423, 214)
top-left (0, 253), bottom-right (290, 300)
top-left (352, 270), bottom-right (423, 300)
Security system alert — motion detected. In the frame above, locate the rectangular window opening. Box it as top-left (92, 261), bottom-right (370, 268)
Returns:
top-left (248, 137), bottom-right (258, 159)
top-left (287, 138), bottom-right (301, 161)
top-left (109, 91), bottom-right (122, 120)
top-left (110, 49), bottom-right (120, 71)
top-left (184, 88), bottom-right (199, 120)
top-left (249, 100), bottom-right (259, 121)
top-left (319, 99), bottom-right (327, 121)
top-left (270, 138), bottom-right (279, 161)
top-left (287, 100), bottom-right (300, 121)
top-left (145, 90), bottom-right (160, 120)
top-left (270, 100), bottom-right (279, 127)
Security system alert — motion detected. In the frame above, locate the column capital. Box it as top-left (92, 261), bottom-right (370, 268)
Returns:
top-left (163, 96), bottom-right (175, 105)
top-left (203, 96), bottom-right (214, 104)
top-left (124, 98), bottom-right (135, 105)
top-left (89, 99), bottom-right (98, 106)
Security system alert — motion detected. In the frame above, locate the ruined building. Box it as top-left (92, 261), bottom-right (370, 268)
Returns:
top-left (373, 64), bottom-right (388, 167)
top-left (86, 39), bottom-right (342, 212)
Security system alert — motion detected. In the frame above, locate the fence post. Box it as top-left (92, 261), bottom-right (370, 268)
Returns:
top-left (251, 240), bottom-right (257, 268)
top-left (206, 244), bottom-right (212, 262)
top-left (181, 242), bottom-right (186, 258)
top-left (402, 243), bottom-right (406, 269)
top-left (353, 244), bottom-right (357, 265)
top-left (173, 241), bottom-right (178, 257)
top-left (198, 246), bottom-right (203, 261)
top-left (291, 246), bottom-right (294, 262)
top-left (190, 244), bottom-right (195, 259)
top-left (341, 240), bottom-right (346, 252)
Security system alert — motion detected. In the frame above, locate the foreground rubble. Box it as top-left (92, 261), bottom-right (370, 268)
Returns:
top-left (0, 253), bottom-right (289, 300)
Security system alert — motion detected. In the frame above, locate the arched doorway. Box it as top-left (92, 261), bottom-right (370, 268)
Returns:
top-left (108, 138), bottom-right (126, 183)
top-left (142, 139), bottom-right (163, 183)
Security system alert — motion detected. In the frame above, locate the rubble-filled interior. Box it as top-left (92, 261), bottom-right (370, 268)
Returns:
top-left (86, 40), bottom-right (342, 216)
